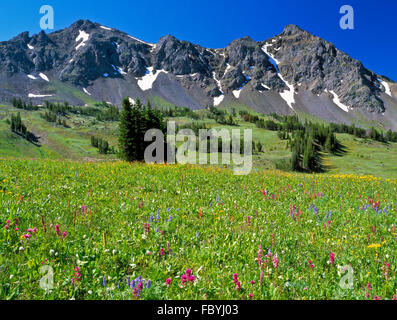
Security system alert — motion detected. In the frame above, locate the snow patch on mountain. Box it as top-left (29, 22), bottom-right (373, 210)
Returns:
top-left (262, 43), bottom-right (296, 110)
top-left (111, 64), bottom-right (127, 75)
top-left (176, 73), bottom-right (198, 78)
top-left (213, 72), bottom-right (223, 93)
top-left (100, 26), bottom-right (112, 31)
top-left (127, 35), bottom-right (155, 47)
top-left (378, 79), bottom-right (392, 97)
top-left (214, 95), bottom-right (224, 106)
top-left (233, 90), bottom-right (241, 99)
top-left (212, 72), bottom-right (225, 106)
top-left (83, 88), bottom-right (92, 96)
top-left (138, 67), bottom-right (168, 91)
top-left (39, 73), bottom-right (49, 82)
top-left (75, 30), bottom-right (90, 50)
top-left (325, 89), bottom-right (351, 112)
top-left (29, 93), bottom-right (54, 98)
top-left (232, 75), bottom-right (251, 99)
top-left (224, 63), bottom-right (232, 75)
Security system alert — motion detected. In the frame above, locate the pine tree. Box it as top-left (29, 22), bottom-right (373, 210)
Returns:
top-left (291, 148), bottom-right (299, 171)
top-left (118, 97), bottom-right (136, 161)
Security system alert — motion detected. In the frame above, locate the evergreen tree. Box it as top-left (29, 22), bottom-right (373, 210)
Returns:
top-left (118, 97), bottom-right (137, 161)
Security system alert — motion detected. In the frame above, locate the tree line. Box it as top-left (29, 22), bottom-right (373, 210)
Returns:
top-left (11, 98), bottom-right (39, 111)
top-left (9, 112), bottom-right (38, 143)
top-left (91, 136), bottom-right (116, 155)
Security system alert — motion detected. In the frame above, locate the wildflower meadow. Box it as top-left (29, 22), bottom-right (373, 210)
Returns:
top-left (0, 159), bottom-right (396, 300)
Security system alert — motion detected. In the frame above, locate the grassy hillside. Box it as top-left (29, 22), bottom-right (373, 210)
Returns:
top-left (0, 103), bottom-right (396, 178)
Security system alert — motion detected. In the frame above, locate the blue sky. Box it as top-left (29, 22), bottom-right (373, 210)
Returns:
top-left (0, 0), bottom-right (396, 80)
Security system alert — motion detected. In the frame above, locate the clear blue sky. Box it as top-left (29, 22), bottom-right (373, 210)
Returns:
top-left (0, 0), bottom-right (396, 80)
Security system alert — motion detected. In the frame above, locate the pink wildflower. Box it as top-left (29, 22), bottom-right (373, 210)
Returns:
top-left (165, 278), bottom-right (172, 285)
top-left (329, 253), bottom-right (335, 265)
top-left (133, 287), bottom-right (138, 298)
top-left (272, 255), bottom-right (279, 269)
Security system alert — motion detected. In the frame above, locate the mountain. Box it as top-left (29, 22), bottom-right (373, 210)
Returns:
top-left (1, 20), bottom-right (396, 129)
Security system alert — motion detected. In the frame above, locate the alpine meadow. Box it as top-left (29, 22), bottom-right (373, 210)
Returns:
top-left (0, 1), bottom-right (396, 302)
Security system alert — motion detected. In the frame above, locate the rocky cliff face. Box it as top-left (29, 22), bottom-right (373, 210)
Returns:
top-left (0, 20), bottom-right (396, 128)
top-left (262, 24), bottom-right (386, 113)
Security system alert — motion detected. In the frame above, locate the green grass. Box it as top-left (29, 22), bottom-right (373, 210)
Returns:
top-left (0, 160), bottom-right (396, 300)
top-left (1, 103), bottom-right (397, 177)
top-left (0, 104), bottom-right (118, 161)
top-left (324, 134), bottom-right (397, 179)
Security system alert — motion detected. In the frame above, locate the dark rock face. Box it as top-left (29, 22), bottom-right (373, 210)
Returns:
top-left (0, 20), bottom-right (394, 120)
top-left (153, 35), bottom-right (210, 76)
top-left (262, 24), bottom-right (385, 112)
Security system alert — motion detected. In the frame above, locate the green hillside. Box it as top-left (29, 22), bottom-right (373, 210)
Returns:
top-left (0, 102), bottom-right (396, 178)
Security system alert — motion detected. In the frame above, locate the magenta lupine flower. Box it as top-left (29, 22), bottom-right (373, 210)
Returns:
top-left (5, 224), bottom-right (9, 230)
top-left (160, 248), bottom-right (165, 256)
top-left (260, 271), bottom-right (264, 286)
top-left (133, 287), bottom-right (138, 298)
top-left (257, 245), bottom-right (263, 265)
top-left (250, 280), bottom-right (255, 285)
top-left (62, 231), bottom-right (67, 238)
top-left (233, 273), bottom-right (238, 284)
top-left (367, 283), bottom-right (372, 291)
top-left (55, 225), bottom-right (61, 236)
top-left (373, 295), bottom-right (381, 300)
top-left (138, 281), bottom-right (144, 291)
top-left (73, 266), bottom-right (82, 284)
top-left (365, 292), bottom-right (370, 300)
top-left (329, 253), bottom-right (335, 265)
top-left (272, 255), bottom-right (279, 269)
top-left (247, 216), bottom-right (250, 226)
top-left (308, 260), bottom-right (314, 269)
top-left (165, 278), bottom-right (172, 285)
top-left (249, 293), bottom-right (253, 299)
top-left (181, 274), bottom-right (188, 285)
top-left (23, 233), bottom-right (32, 239)
top-left (235, 281), bottom-right (241, 291)
top-left (188, 275), bottom-right (195, 283)
top-left (185, 269), bottom-right (192, 276)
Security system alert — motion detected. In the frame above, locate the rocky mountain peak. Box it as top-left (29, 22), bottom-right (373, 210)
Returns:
top-left (282, 24), bottom-right (305, 36)
top-left (0, 20), bottom-right (395, 129)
